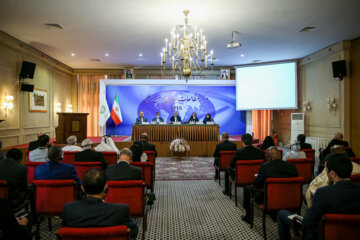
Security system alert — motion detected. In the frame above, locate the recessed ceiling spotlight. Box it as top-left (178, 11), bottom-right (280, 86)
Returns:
top-left (71, 53), bottom-right (75, 56)
top-left (139, 53), bottom-right (143, 57)
top-left (105, 53), bottom-right (109, 57)
top-left (240, 54), bottom-right (245, 57)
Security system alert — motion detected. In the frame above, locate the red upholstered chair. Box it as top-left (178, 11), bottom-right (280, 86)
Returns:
top-left (73, 162), bottom-right (102, 180)
top-left (34, 180), bottom-right (76, 239)
top-left (62, 151), bottom-right (79, 165)
top-left (26, 150), bottom-right (30, 161)
top-left (216, 151), bottom-right (235, 186)
top-left (350, 157), bottom-right (360, 164)
top-left (350, 174), bottom-right (360, 184)
top-left (105, 180), bottom-right (146, 240)
top-left (229, 160), bottom-right (264, 207)
top-left (263, 149), bottom-right (283, 162)
top-left (102, 152), bottom-right (118, 165)
top-left (319, 214), bottom-right (360, 240)
top-left (0, 180), bottom-right (8, 198)
top-left (250, 177), bottom-right (303, 240)
top-left (26, 161), bottom-right (45, 185)
top-left (300, 149), bottom-right (315, 174)
top-left (286, 158), bottom-right (313, 184)
top-left (130, 162), bottom-right (154, 193)
top-left (57, 226), bottom-right (130, 240)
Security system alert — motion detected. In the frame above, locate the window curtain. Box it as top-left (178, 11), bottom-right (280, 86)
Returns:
top-left (252, 110), bottom-right (271, 141)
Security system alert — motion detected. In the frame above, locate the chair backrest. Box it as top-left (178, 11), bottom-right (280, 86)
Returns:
top-left (144, 151), bottom-right (155, 165)
top-left (265, 177), bottom-right (303, 211)
top-left (300, 149), bottom-right (315, 160)
top-left (26, 161), bottom-right (46, 185)
top-left (63, 151), bottom-right (79, 164)
top-left (350, 174), bottom-right (360, 184)
top-left (26, 150), bottom-right (30, 161)
top-left (235, 160), bottom-right (264, 186)
top-left (130, 162), bottom-right (153, 188)
top-left (34, 180), bottom-right (76, 215)
top-left (57, 225), bottom-right (129, 240)
top-left (263, 149), bottom-right (283, 161)
top-left (0, 180), bottom-right (8, 198)
top-left (73, 162), bottom-right (102, 180)
top-left (286, 158), bottom-right (313, 183)
top-left (105, 180), bottom-right (145, 216)
top-left (319, 214), bottom-right (360, 240)
top-left (350, 157), bottom-right (360, 164)
top-left (102, 152), bottom-right (118, 165)
top-left (219, 151), bottom-right (236, 170)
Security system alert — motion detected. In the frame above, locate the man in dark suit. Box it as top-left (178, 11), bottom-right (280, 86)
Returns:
top-left (297, 134), bottom-right (312, 149)
top-left (224, 133), bottom-right (265, 195)
top-left (0, 148), bottom-right (28, 208)
top-left (169, 111), bottom-right (182, 123)
top-left (75, 139), bottom-right (107, 169)
top-left (135, 111), bottom-right (148, 124)
top-left (241, 147), bottom-right (298, 223)
top-left (105, 148), bottom-right (142, 181)
top-left (151, 112), bottom-right (164, 124)
top-left (62, 169), bottom-right (138, 239)
top-left (213, 132), bottom-right (237, 179)
top-left (277, 153), bottom-right (360, 240)
top-left (141, 132), bottom-right (157, 158)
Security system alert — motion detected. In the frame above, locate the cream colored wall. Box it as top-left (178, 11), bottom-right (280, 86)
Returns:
top-left (350, 38), bottom-right (360, 156)
top-left (0, 37), bottom-right (73, 147)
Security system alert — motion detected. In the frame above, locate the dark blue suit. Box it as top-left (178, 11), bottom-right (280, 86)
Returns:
top-left (35, 161), bottom-right (81, 186)
top-left (135, 117), bottom-right (148, 124)
top-left (151, 117), bottom-right (164, 123)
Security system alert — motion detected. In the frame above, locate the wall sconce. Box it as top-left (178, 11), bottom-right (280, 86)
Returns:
top-left (303, 98), bottom-right (311, 112)
top-left (327, 96), bottom-right (337, 112)
top-left (2, 95), bottom-right (14, 119)
top-left (66, 104), bottom-right (73, 112)
top-left (55, 102), bottom-right (62, 112)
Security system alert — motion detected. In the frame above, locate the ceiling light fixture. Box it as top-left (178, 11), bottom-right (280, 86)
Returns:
top-left (240, 54), bottom-right (245, 57)
top-left (139, 53), bottom-right (143, 57)
top-left (105, 53), bottom-right (109, 57)
top-left (160, 10), bottom-right (214, 82)
top-left (71, 53), bottom-right (75, 56)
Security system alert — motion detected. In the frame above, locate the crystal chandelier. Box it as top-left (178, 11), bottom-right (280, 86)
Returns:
top-left (160, 10), bottom-right (214, 82)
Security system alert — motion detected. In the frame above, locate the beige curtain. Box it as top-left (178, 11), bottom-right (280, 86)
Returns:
top-left (252, 110), bottom-right (271, 141)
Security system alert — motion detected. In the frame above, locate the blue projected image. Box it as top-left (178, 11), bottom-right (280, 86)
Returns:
top-left (105, 85), bottom-right (246, 136)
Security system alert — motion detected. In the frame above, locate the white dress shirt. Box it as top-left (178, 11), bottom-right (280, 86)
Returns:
top-left (29, 147), bottom-right (48, 162)
top-left (62, 145), bottom-right (83, 152)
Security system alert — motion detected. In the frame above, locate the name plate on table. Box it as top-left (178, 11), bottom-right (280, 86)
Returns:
top-left (159, 122), bottom-right (166, 125)
top-left (173, 122), bottom-right (181, 125)
top-left (141, 122), bottom-right (150, 125)
top-left (196, 122), bottom-right (204, 125)
top-left (206, 122), bottom-right (215, 125)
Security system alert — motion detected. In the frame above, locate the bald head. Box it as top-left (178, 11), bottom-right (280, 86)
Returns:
top-left (334, 132), bottom-right (344, 141)
top-left (267, 147), bottom-right (281, 161)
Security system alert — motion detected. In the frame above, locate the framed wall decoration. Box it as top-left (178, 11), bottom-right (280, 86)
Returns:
top-left (29, 88), bottom-right (48, 112)
top-left (124, 67), bottom-right (135, 79)
top-left (220, 68), bottom-right (230, 80)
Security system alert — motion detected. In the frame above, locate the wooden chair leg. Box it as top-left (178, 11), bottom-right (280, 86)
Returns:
top-left (48, 218), bottom-right (52, 231)
top-left (36, 218), bottom-right (40, 240)
top-left (235, 185), bottom-right (238, 207)
top-left (262, 212), bottom-right (267, 240)
top-left (250, 202), bottom-right (254, 229)
top-left (218, 171), bottom-right (221, 186)
top-left (229, 181), bottom-right (232, 199)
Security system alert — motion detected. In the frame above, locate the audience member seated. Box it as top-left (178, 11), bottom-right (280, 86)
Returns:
top-left (305, 146), bottom-right (360, 207)
top-left (28, 132), bottom-right (45, 151)
top-left (319, 132), bottom-right (354, 166)
top-left (202, 113), bottom-right (214, 124)
top-left (75, 139), bottom-right (107, 169)
top-left (35, 146), bottom-right (81, 187)
top-left (188, 112), bottom-right (199, 123)
top-left (129, 141), bottom-right (147, 162)
top-left (0, 148), bottom-right (28, 209)
top-left (169, 111), bottom-right (182, 124)
top-left (0, 198), bottom-right (32, 240)
top-left (260, 136), bottom-right (275, 150)
top-left (151, 112), bottom-right (164, 124)
top-left (29, 134), bottom-right (50, 162)
top-left (282, 140), bottom-right (306, 161)
top-left (0, 140), bottom-right (4, 160)
top-left (213, 132), bottom-right (237, 178)
top-left (224, 133), bottom-right (265, 195)
top-left (62, 169), bottom-right (138, 239)
top-left (95, 135), bottom-right (120, 155)
top-left (297, 134), bottom-right (312, 149)
top-left (277, 153), bottom-right (360, 240)
top-left (135, 111), bottom-right (148, 124)
top-left (62, 135), bottom-right (82, 152)
top-left (241, 147), bottom-right (298, 224)
top-left (140, 133), bottom-right (157, 158)
top-left (105, 148), bottom-right (142, 181)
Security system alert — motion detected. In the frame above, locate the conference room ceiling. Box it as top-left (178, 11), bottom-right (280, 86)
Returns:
top-left (0, 0), bottom-right (359, 69)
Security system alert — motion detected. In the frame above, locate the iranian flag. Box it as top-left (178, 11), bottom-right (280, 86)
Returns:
top-left (110, 94), bottom-right (123, 125)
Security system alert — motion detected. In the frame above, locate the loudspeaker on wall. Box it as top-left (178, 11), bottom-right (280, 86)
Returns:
top-left (19, 61), bottom-right (36, 79)
top-left (332, 60), bottom-right (347, 80)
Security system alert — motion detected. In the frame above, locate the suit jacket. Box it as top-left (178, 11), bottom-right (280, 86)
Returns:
top-left (300, 142), bottom-right (312, 150)
top-left (135, 117), bottom-right (148, 124)
top-left (75, 149), bottom-right (107, 169)
top-left (141, 141), bottom-right (157, 158)
top-left (28, 139), bottom-right (39, 151)
top-left (302, 180), bottom-right (360, 239)
top-left (34, 161), bottom-right (81, 186)
top-left (213, 140), bottom-right (237, 159)
top-left (0, 151), bottom-right (4, 160)
top-left (229, 145), bottom-right (265, 169)
top-left (151, 117), bottom-right (164, 123)
top-left (105, 161), bottom-right (142, 181)
top-left (188, 116), bottom-right (199, 122)
top-left (170, 116), bottom-right (182, 123)
top-left (62, 196), bottom-right (138, 238)
top-left (203, 117), bottom-right (214, 124)
top-left (253, 159), bottom-right (298, 189)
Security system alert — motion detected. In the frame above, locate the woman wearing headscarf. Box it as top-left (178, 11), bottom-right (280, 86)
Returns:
top-left (94, 135), bottom-right (120, 155)
top-left (188, 112), bottom-right (199, 123)
top-left (282, 140), bottom-right (306, 161)
top-left (202, 113), bottom-right (214, 124)
top-left (260, 136), bottom-right (275, 150)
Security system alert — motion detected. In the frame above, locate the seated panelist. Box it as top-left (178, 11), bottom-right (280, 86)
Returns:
top-left (203, 113), bottom-right (214, 124)
top-left (151, 112), bottom-right (164, 124)
top-left (135, 111), bottom-right (148, 124)
top-left (188, 112), bottom-right (199, 123)
top-left (169, 111), bottom-right (182, 124)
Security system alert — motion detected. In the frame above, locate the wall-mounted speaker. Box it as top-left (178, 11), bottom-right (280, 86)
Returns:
top-left (19, 61), bottom-right (36, 79)
top-left (20, 83), bottom-right (34, 92)
top-left (332, 60), bottom-right (347, 80)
